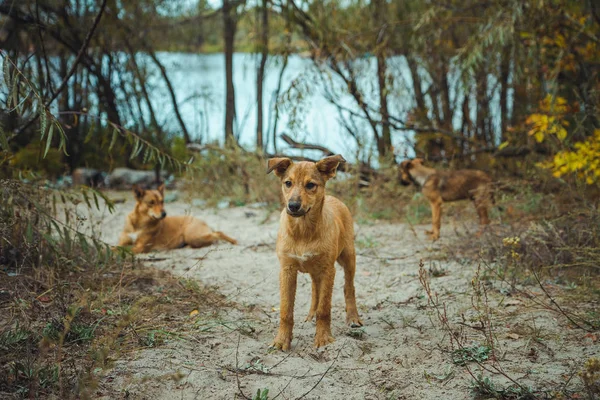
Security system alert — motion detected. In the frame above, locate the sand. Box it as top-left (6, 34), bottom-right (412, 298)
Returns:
top-left (87, 192), bottom-right (595, 399)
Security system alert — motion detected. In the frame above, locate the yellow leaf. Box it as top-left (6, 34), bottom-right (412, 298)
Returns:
top-left (534, 131), bottom-right (545, 143)
top-left (498, 141), bottom-right (509, 150)
top-left (557, 128), bottom-right (567, 141)
top-left (189, 309), bottom-right (199, 317)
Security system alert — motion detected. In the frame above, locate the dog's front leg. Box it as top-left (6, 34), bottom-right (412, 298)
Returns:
top-left (305, 279), bottom-right (318, 322)
top-left (313, 266), bottom-right (336, 348)
top-left (132, 234), bottom-right (153, 253)
top-left (272, 265), bottom-right (297, 351)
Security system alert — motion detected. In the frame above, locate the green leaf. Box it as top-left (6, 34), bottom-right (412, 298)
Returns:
top-left (44, 124), bottom-right (54, 158)
top-left (40, 110), bottom-right (48, 139)
top-left (84, 124), bottom-right (96, 144)
top-left (0, 122), bottom-right (9, 150)
top-left (130, 138), bottom-right (139, 160)
top-left (57, 124), bottom-right (69, 155)
top-left (109, 129), bottom-right (118, 152)
top-left (2, 54), bottom-right (11, 87)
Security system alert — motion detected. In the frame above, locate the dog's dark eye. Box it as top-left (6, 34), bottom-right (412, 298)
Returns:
top-left (284, 181), bottom-right (292, 188)
top-left (148, 201), bottom-right (155, 206)
top-left (305, 182), bottom-right (316, 190)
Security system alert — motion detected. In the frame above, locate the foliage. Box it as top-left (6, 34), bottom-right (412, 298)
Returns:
top-left (451, 345), bottom-right (491, 366)
top-left (10, 142), bottom-right (64, 178)
top-left (526, 96), bottom-right (570, 144)
top-left (580, 358), bottom-right (600, 398)
top-left (0, 179), bottom-right (229, 398)
top-left (545, 129), bottom-right (600, 185)
top-left (253, 388), bottom-right (270, 400)
top-left (186, 144), bottom-right (280, 206)
top-left (470, 374), bottom-right (536, 400)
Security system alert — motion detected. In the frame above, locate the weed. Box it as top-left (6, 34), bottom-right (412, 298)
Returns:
top-left (580, 358), bottom-right (600, 399)
top-left (470, 373), bottom-right (536, 399)
top-left (347, 326), bottom-right (366, 339)
top-left (451, 345), bottom-right (492, 366)
top-left (0, 324), bottom-right (32, 348)
top-left (356, 235), bottom-right (380, 250)
top-left (0, 180), bottom-right (229, 398)
top-left (404, 196), bottom-right (431, 225)
top-left (428, 262), bottom-right (447, 277)
top-left (242, 358), bottom-right (270, 374)
top-left (253, 388), bottom-right (270, 400)
top-left (185, 144), bottom-right (280, 207)
top-left (423, 367), bottom-right (455, 383)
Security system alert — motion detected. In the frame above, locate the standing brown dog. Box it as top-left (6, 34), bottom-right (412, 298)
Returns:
top-left (118, 184), bottom-right (237, 253)
top-left (267, 155), bottom-right (363, 350)
top-left (399, 158), bottom-right (493, 240)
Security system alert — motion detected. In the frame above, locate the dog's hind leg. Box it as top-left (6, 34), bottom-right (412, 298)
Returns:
top-left (337, 248), bottom-right (363, 328)
top-left (185, 231), bottom-right (237, 248)
top-left (428, 199), bottom-right (443, 240)
top-left (213, 231), bottom-right (238, 245)
top-left (473, 188), bottom-right (491, 225)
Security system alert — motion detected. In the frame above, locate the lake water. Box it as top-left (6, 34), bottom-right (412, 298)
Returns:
top-left (3, 51), bottom-right (504, 162)
top-left (145, 52), bottom-right (424, 161)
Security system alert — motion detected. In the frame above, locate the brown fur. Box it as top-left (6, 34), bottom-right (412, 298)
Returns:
top-left (117, 184), bottom-right (237, 253)
top-left (267, 155), bottom-right (363, 350)
top-left (399, 158), bottom-right (493, 240)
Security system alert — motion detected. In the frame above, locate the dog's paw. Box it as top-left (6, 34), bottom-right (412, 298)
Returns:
top-left (346, 315), bottom-right (363, 328)
top-left (314, 332), bottom-right (335, 348)
top-left (427, 232), bottom-right (440, 241)
top-left (304, 311), bottom-right (316, 323)
top-left (270, 333), bottom-right (292, 351)
top-left (425, 229), bottom-right (434, 235)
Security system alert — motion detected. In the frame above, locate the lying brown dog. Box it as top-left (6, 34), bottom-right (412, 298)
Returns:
top-left (267, 155), bottom-right (362, 350)
top-left (117, 184), bottom-right (237, 253)
top-left (399, 158), bottom-right (493, 240)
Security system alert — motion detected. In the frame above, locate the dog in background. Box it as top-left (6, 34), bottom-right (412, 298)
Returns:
top-left (399, 158), bottom-right (493, 240)
top-left (267, 154), bottom-right (362, 350)
top-left (118, 184), bottom-right (237, 253)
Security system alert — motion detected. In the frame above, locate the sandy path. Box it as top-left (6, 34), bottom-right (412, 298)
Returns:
top-left (89, 193), bottom-right (594, 399)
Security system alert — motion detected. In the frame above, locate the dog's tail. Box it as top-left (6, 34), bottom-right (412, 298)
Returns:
top-left (215, 231), bottom-right (238, 245)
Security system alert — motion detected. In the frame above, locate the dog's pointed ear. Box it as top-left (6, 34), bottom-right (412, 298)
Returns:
top-left (157, 183), bottom-right (165, 196)
top-left (316, 154), bottom-right (346, 180)
top-left (267, 157), bottom-right (293, 177)
top-left (133, 184), bottom-right (145, 200)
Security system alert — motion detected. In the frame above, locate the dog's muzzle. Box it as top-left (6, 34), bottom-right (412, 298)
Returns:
top-left (286, 201), bottom-right (309, 217)
top-left (399, 179), bottom-right (411, 186)
top-left (151, 210), bottom-right (167, 220)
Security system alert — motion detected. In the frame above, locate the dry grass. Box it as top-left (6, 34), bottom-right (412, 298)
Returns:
top-left (0, 180), bottom-right (229, 399)
top-left (184, 149), bottom-right (416, 222)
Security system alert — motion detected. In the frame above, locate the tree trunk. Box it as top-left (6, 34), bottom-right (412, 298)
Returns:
top-left (406, 55), bottom-right (426, 114)
top-left (223, 0), bottom-right (238, 145)
top-left (271, 51), bottom-right (289, 154)
top-left (146, 50), bottom-right (191, 144)
top-left (256, 0), bottom-right (268, 152)
top-left (499, 46), bottom-right (510, 141)
top-left (374, 0), bottom-right (391, 160)
top-left (475, 67), bottom-right (489, 144)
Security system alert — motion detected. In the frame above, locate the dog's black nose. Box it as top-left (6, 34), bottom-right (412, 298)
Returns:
top-left (287, 201), bottom-right (301, 213)
top-left (161, 211), bottom-right (167, 218)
